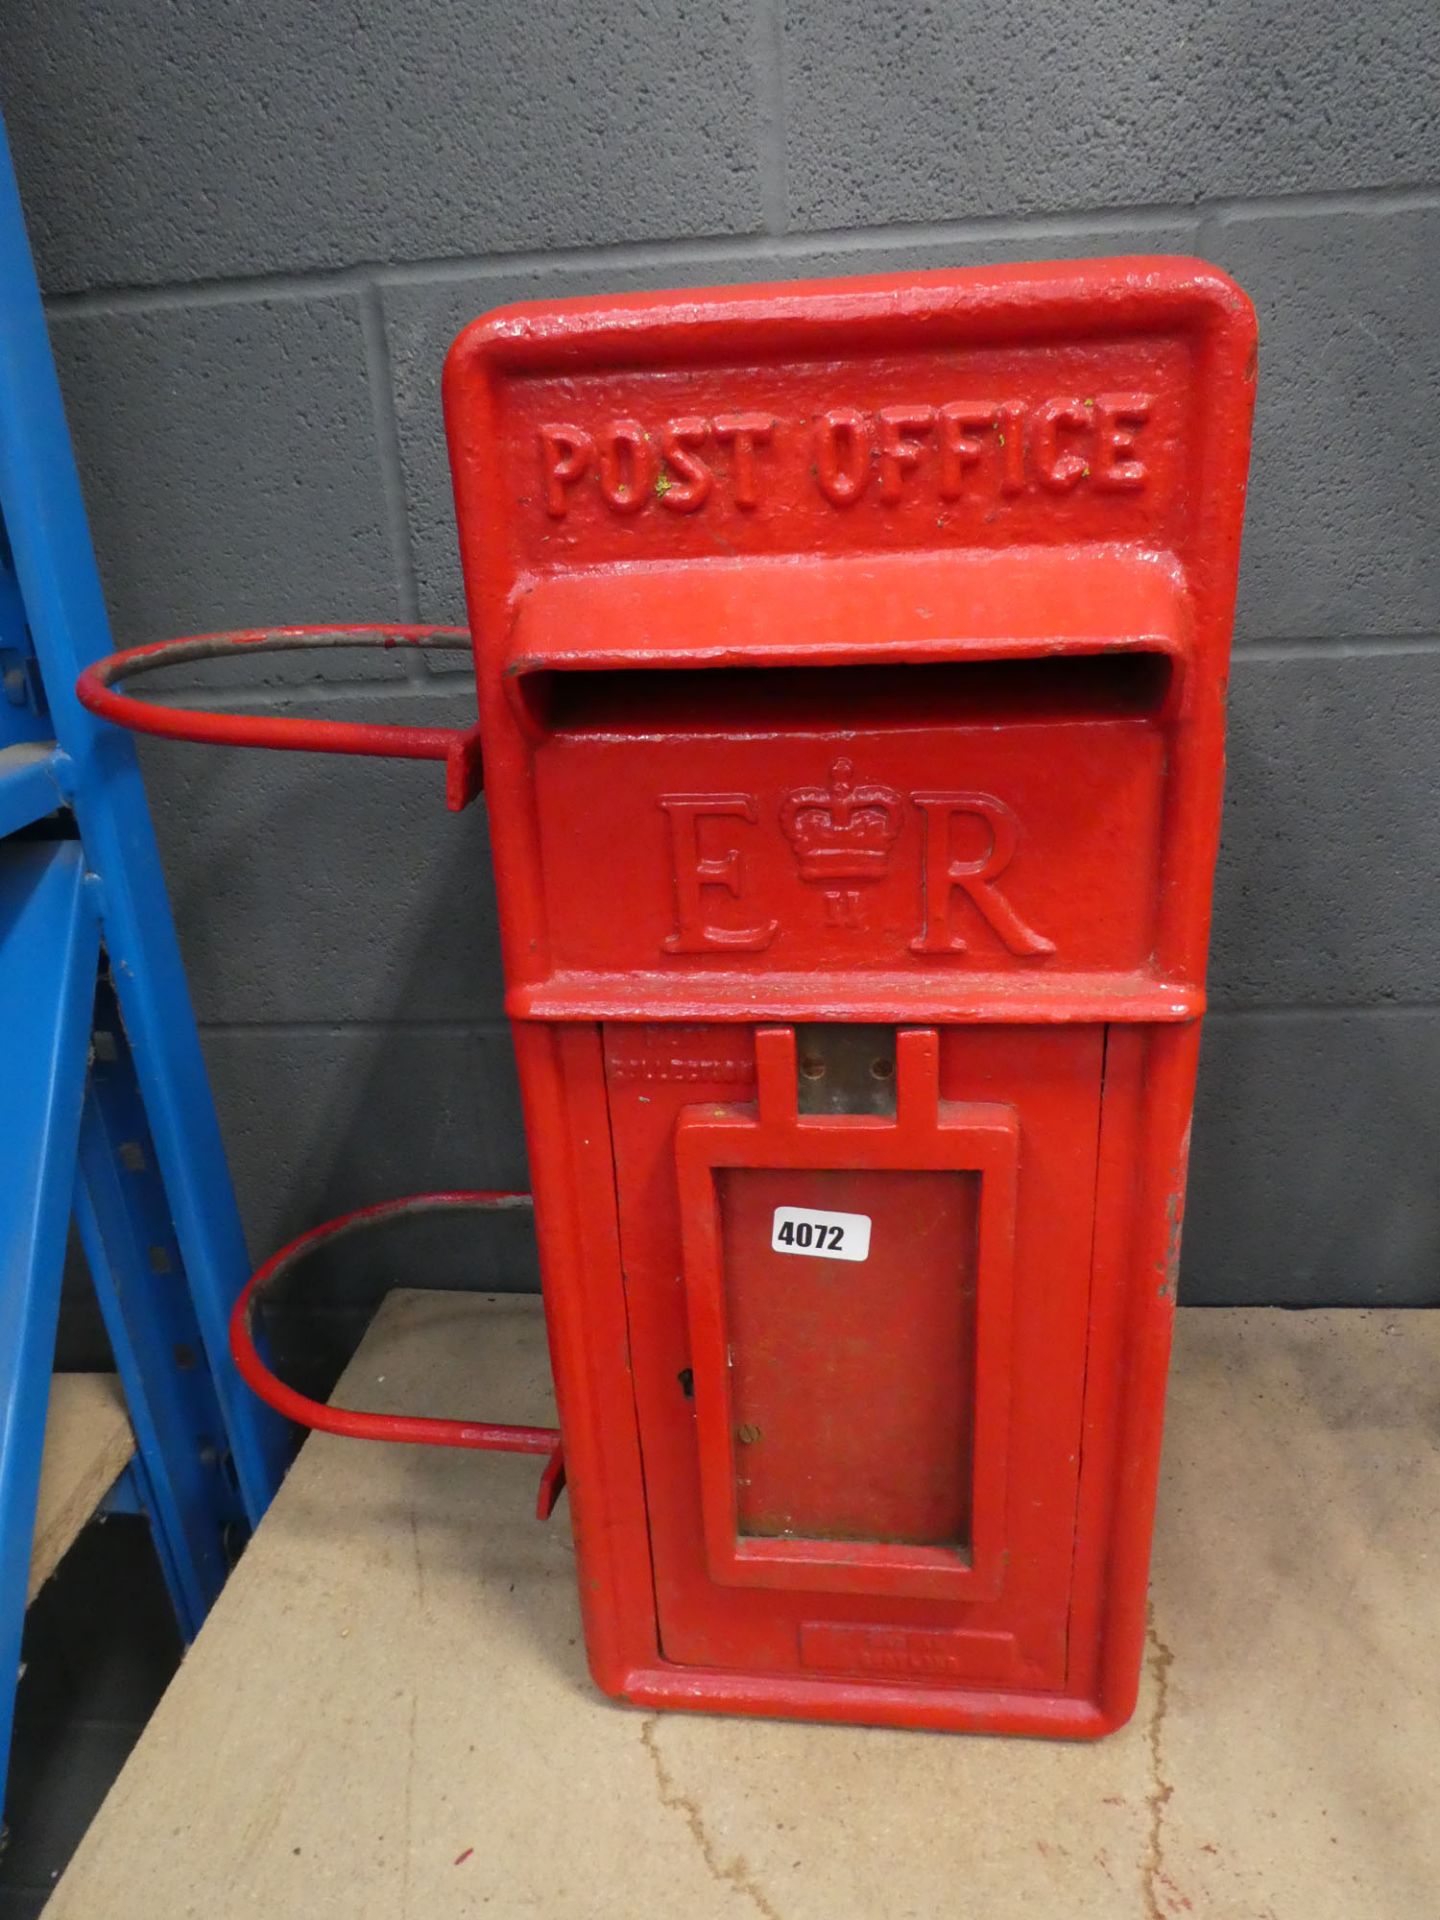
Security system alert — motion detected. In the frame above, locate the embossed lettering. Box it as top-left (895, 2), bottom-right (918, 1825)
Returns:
top-left (1033, 398), bottom-right (1090, 493)
top-left (608, 1025), bottom-right (755, 1084)
top-left (876, 405), bottom-right (936, 503)
top-left (539, 424), bottom-right (594, 518)
top-left (909, 793), bottom-right (1054, 957)
top-left (1093, 393), bottom-right (1151, 491)
top-left (996, 402), bottom-right (1027, 496)
top-left (660, 795), bottom-right (778, 954)
top-left (539, 392), bottom-right (1158, 521)
top-left (658, 415), bottom-right (713, 513)
top-left (814, 408), bottom-right (872, 506)
top-left (823, 888), bottom-right (863, 928)
top-left (801, 1620), bottom-right (1013, 1676)
top-left (597, 419), bottom-right (657, 516)
top-left (713, 413), bottom-right (774, 510)
top-left (937, 401), bottom-right (999, 499)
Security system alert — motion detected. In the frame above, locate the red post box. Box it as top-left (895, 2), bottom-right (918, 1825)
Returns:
top-left (442, 257), bottom-right (1255, 1737)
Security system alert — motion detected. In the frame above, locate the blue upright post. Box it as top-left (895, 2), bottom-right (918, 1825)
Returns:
top-left (0, 845), bottom-right (100, 1814)
top-left (0, 102), bottom-right (300, 1832)
top-left (0, 118), bottom-right (288, 1520)
top-left (72, 976), bottom-right (251, 1641)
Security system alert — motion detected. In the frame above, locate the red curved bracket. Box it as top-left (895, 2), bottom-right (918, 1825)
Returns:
top-left (228, 1191), bottom-right (564, 1516)
top-left (75, 625), bottom-right (486, 808)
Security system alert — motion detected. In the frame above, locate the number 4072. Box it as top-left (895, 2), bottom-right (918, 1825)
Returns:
top-left (769, 1206), bottom-right (872, 1263)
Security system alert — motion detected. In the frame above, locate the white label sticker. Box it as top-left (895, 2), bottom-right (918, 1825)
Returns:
top-left (770, 1205), bottom-right (872, 1263)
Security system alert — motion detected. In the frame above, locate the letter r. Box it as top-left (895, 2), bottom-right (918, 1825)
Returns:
top-left (909, 793), bottom-right (1054, 957)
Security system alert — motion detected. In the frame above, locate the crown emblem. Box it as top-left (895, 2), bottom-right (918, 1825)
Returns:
top-left (779, 758), bottom-right (903, 884)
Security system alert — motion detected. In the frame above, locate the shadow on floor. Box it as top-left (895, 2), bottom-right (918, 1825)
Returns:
top-left (0, 1516), bottom-right (181, 1918)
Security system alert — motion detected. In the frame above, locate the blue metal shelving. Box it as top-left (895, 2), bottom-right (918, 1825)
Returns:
top-left (0, 114), bottom-right (288, 1822)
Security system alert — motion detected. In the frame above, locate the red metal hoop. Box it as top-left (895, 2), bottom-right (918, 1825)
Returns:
top-left (228, 1190), bottom-right (566, 1520)
top-left (75, 625), bottom-right (487, 808)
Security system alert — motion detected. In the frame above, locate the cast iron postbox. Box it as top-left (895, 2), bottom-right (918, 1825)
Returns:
top-left (442, 258), bottom-right (1256, 1737)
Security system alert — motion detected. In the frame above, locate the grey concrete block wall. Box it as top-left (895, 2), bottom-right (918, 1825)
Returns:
top-left (50, 296), bottom-right (400, 643)
top-left (6, 1), bottom-right (1439, 1363)
top-left (5, 0), bottom-right (767, 288)
top-left (1215, 203), bottom-right (1440, 640)
top-left (779, 2), bottom-right (1440, 225)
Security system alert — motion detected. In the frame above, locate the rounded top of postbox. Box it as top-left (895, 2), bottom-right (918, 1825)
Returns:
top-left (442, 256), bottom-right (1255, 617)
top-left (444, 255), bottom-right (1255, 381)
